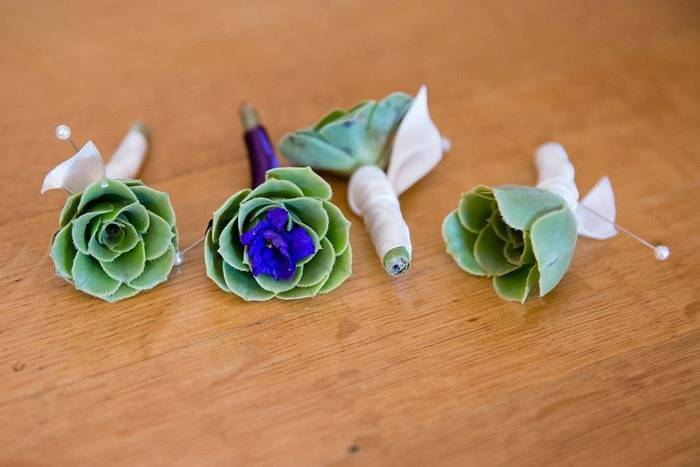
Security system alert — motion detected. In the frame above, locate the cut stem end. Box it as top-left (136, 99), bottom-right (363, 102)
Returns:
top-left (383, 246), bottom-right (411, 277)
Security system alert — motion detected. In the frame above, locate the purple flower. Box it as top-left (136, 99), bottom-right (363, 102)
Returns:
top-left (240, 207), bottom-right (315, 281)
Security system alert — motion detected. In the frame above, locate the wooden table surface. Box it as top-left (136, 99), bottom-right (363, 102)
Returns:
top-left (2, 1), bottom-right (699, 465)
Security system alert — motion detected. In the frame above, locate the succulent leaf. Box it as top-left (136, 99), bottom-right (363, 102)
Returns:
top-left (279, 92), bottom-right (412, 176)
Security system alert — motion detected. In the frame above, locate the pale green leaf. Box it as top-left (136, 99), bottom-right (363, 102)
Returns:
top-left (130, 185), bottom-right (176, 226)
top-left (51, 223), bottom-right (76, 279)
top-left (142, 212), bottom-right (174, 260)
top-left (72, 253), bottom-right (121, 298)
top-left (320, 244), bottom-right (352, 293)
top-left (474, 223), bottom-right (520, 276)
top-left (298, 237), bottom-right (335, 287)
top-left (266, 167), bottom-right (332, 200)
top-left (530, 206), bottom-right (577, 296)
top-left (211, 189), bottom-right (250, 239)
top-left (322, 201), bottom-right (351, 255)
top-left (100, 241), bottom-right (146, 283)
top-left (442, 210), bottom-right (485, 276)
top-left (493, 185), bottom-right (565, 230)
top-left (223, 262), bottom-right (275, 301)
top-left (129, 245), bottom-right (175, 290)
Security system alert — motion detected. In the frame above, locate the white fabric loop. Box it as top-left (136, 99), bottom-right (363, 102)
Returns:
top-left (534, 141), bottom-right (618, 240)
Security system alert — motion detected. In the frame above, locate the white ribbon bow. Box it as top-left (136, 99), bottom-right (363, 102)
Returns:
top-left (41, 123), bottom-right (149, 194)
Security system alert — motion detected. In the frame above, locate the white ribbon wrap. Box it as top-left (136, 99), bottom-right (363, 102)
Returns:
top-left (535, 142), bottom-right (617, 240)
top-left (41, 123), bottom-right (149, 194)
top-left (347, 85), bottom-right (446, 271)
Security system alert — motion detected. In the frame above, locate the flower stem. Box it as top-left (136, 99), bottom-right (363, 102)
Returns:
top-left (383, 246), bottom-right (411, 276)
top-left (240, 103), bottom-right (279, 188)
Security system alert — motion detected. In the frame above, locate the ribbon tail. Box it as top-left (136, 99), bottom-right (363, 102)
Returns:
top-left (577, 176), bottom-right (618, 239)
top-left (105, 123), bottom-right (149, 180)
top-left (386, 85), bottom-right (444, 196)
top-left (41, 141), bottom-right (105, 194)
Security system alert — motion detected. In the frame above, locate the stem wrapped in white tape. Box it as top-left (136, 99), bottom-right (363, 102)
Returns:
top-left (348, 166), bottom-right (412, 275)
top-left (535, 142), bottom-right (617, 240)
top-left (346, 85), bottom-right (447, 275)
top-left (41, 123), bottom-right (150, 194)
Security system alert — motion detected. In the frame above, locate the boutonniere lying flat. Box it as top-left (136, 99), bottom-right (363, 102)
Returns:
top-left (443, 142), bottom-right (669, 303)
top-left (42, 124), bottom-right (178, 302)
top-left (279, 85), bottom-right (449, 276)
top-left (204, 104), bottom-right (352, 301)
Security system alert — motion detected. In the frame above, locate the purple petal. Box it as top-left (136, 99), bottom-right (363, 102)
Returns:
top-left (240, 219), bottom-right (269, 246)
top-left (266, 207), bottom-right (289, 231)
top-left (286, 226), bottom-right (315, 262)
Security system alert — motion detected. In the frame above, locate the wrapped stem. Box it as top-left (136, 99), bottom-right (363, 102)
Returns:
top-left (241, 103), bottom-right (278, 188)
top-left (348, 165), bottom-right (411, 276)
top-left (534, 142), bottom-right (579, 211)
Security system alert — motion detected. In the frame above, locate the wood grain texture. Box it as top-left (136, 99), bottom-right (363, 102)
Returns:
top-left (1, 0), bottom-right (699, 465)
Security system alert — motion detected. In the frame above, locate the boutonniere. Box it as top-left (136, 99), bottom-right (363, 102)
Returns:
top-left (42, 124), bottom-right (178, 302)
top-left (442, 142), bottom-right (669, 302)
top-left (204, 104), bottom-right (352, 301)
top-left (279, 85), bottom-right (449, 276)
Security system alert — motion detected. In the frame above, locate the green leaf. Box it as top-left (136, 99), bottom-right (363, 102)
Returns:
top-left (76, 179), bottom-right (137, 214)
top-left (474, 224), bottom-right (520, 276)
top-left (319, 103), bottom-right (376, 162)
top-left (298, 237), bottom-right (335, 287)
top-left (266, 167), bottom-right (332, 200)
top-left (283, 198), bottom-right (329, 238)
top-left (442, 210), bottom-right (485, 276)
top-left (458, 191), bottom-right (494, 233)
top-left (279, 131), bottom-right (358, 176)
top-left (142, 212), bottom-right (174, 260)
top-left (107, 201), bottom-right (150, 233)
top-left (51, 223), bottom-right (76, 279)
top-left (129, 245), bottom-right (175, 290)
top-left (243, 179), bottom-right (304, 203)
top-left (72, 253), bottom-right (122, 298)
top-left (59, 193), bottom-right (81, 227)
top-left (110, 222), bottom-right (139, 253)
top-left (217, 217), bottom-right (247, 271)
top-left (71, 203), bottom-right (114, 254)
top-left (313, 109), bottom-right (347, 130)
top-left (530, 206), bottom-right (577, 296)
top-left (222, 262), bottom-right (275, 301)
top-left (493, 185), bottom-right (565, 230)
top-left (320, 244), bottom-right (352, 293)
top-left (254, 265), bottom-right (303, 294)
top-left (503, 241), bottom-right (524, 265)
top-left (367, 92), bottom-right (412, 140)
top-left (88, 233), bottom-right (121, 262)
top-left (100, 241), bottom-right (146, 283)
top-left (277, 281), bottom-right (326, 300)
top-left (103, 284), bottom-right (141, 303)
top-left (493, 264), bottom-right (539, 303)
top-left (237, 197), bottom-right (277, 232)
top-left (204, 229), bottom-right (229, 292)
top-left (322, 201), bottom-right (351, 255)
top-left (130, 185), bottom-right (176, 226)
top-left (211, 188), bottom-right (250, 239)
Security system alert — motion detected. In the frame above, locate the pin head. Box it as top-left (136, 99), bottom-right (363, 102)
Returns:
top-left (55, 124), bottom-right (72, 141)
top-left (654, 245), bottom-right (670, 261)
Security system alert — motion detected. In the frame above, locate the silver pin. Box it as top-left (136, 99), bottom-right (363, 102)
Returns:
top-left (55, 124), bottom-right (79, 151)
top-left (578, 203), bottom-right (670, 261)
top-left (174, 237), bottom-right (205, 266)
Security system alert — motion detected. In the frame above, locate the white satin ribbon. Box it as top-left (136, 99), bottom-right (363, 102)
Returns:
top-left (347, 85), bottom-right (447, 266)
top-left (41, 123), bottom-right (149, 194)
top-left (535, 142), bottom-right (617, 240)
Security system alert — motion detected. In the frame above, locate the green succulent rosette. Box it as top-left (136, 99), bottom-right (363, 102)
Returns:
top-left (50, 179), bottom-right (178, 302)
top-left (278, 92), bottom-right (412, 174)
top-left (204, 167), bottom-right (352, 301)
top-left (442, 185), bottom-right (577, 303)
